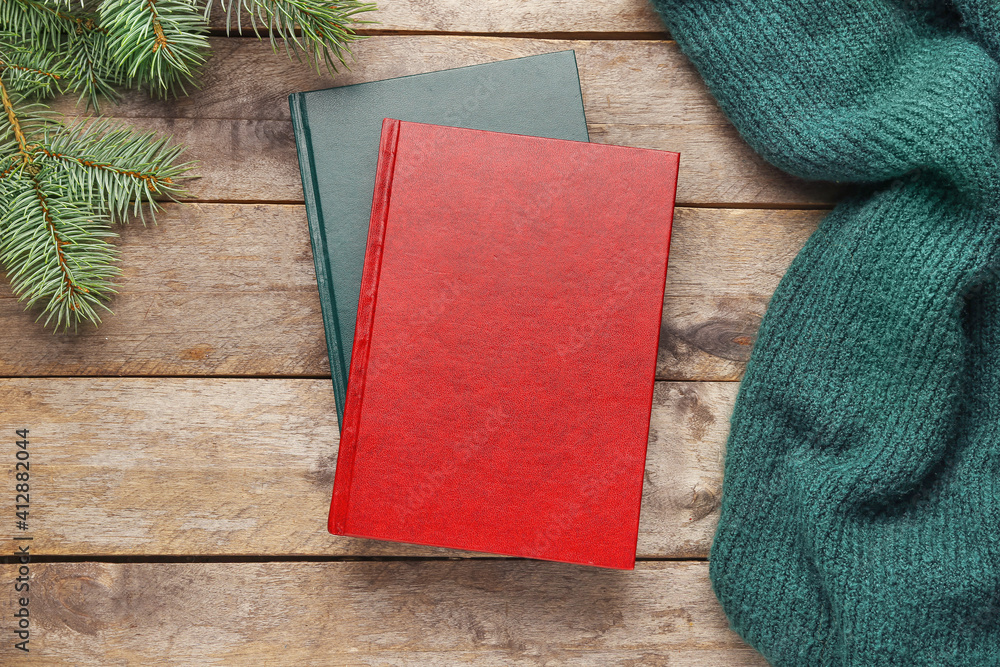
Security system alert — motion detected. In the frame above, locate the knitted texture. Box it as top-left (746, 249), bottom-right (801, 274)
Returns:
top-left (648, 1), bottom-right (1000, 665)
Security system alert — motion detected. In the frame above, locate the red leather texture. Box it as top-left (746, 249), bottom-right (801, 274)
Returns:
top-left (329, 118), bottom-right (679, 569)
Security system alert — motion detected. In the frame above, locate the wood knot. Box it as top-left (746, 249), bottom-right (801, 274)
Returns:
top-left (688, 482), bottom-right (721, 522)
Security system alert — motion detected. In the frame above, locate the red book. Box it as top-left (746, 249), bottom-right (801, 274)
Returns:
top-left (329, 119), bottom-right (679, 569)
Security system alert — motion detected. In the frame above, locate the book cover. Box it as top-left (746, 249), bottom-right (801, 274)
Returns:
top-left (330, 119), bottom-right (680, 570)
top-left (289, 51), bottom-right (591, 430)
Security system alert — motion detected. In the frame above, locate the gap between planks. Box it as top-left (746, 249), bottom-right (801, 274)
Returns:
top-left (207, 28), bottom-right (672, 40)
top-left (168, 198), bottom-right (835, 210)
top-left (0, 555), bottom-right (707, 564)
top-left (0, 205), bottom-right (822, 381)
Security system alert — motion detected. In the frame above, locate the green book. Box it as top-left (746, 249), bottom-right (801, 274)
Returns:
top-left (289, 51), bottom-right (591, 429)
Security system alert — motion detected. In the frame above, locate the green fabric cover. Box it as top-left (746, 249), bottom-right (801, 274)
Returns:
top-left (648, 1), bottom-right (1000, 664)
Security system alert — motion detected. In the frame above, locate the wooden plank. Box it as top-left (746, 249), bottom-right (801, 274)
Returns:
top-left (369, 0), bottom-right (665, 34)
top-left (0, 204), bottom-right (820, 379)
top-left (53, 36), bottom-right (841, 206)
top-left (56, 38), bottom-right (718, 123)
top-left (0, 561), bottom-right (765, 665)
top-left (589, 123), bottom-right (838, 207)
top-left (0, 379), bottom-right (736, 558)
top-left (205, 0), bottom-right (669, 34)
top-left (107, 117), bottom-right (835, 206)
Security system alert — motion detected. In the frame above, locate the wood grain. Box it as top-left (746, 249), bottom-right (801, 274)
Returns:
top-left (56, 38), bottom-right (719, 122)
top-left (106, 117), bottom-right (836, 207)
top-left (205, 0), bottom-right (669, 34)
top-left (53, 37), bottom-right (841, 206)
top-left (0, 378), bottom-right (736, 558)
top-left (0, 203), bottom-right (820, 379)
top-left (0, 561), bottom-right (766, 665)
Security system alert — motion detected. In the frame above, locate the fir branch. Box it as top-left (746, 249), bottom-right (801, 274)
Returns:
top-left (0, 0), bottom-right (376, 332)
top-left (0, 168), bottom-right (120, 331)
top-left (0, 93), bottom-right (54, 160)
top-left (0, 44), bottom-right (190, 330)
top-left (62, 25), bottom-right (122, 111)
top-left (39, 117), bottom-right (193, 223)
top-left (0, 0), bottom-right (77, 51)
top-left (206, 0), bottom-right (376, 73)
top-left (0, 39), bottom-right (68, 98)
top-left (0, 7), bottom-right (119, 111)
top-left (0, 76), bottom-right (27, 156)
top-left (0, 77), bottom-right (54, 162)
top-left (100, 0), bottom-right (208, 96)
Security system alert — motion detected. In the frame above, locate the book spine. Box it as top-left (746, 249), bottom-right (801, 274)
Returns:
top-left (329, 118), bottom-right (402, 534)
top-left (628, 152), bottom-right (681, 569)
top-left (288, 93), bottom-right (350, 431)
top-left (568, 51), bottom-right (591, 142)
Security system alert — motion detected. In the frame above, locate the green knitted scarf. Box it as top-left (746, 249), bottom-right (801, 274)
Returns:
top-left (649, 1), bottom-right (1000, 664)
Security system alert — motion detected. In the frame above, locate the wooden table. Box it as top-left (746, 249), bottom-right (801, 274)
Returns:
top-left (1, 2), bottom-right (834, 663)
